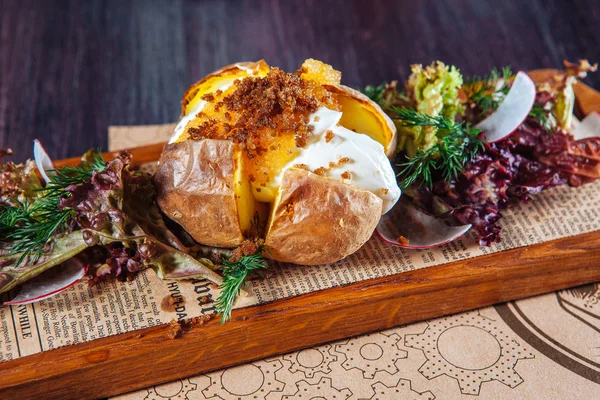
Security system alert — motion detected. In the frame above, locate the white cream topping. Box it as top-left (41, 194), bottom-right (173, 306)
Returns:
top-left (276, 107), bottom-right (400, 214)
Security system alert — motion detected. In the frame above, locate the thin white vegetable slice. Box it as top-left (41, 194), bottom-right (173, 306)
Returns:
top-left (33, 139), bottom-right (55, 183)
top-left (376, 198), bottom-right (471, 249)
top-left (571, 112), bottom-right (600, 140)
top-left (476, 71), bottom-right (536, 143)
top-left (5, 258), bottom-right (85, 305)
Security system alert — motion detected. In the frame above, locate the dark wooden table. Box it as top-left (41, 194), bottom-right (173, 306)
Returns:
top-left (1, 0), bottom-right (599, 162)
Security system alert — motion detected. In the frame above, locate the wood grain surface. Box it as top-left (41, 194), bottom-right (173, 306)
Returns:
top-left (1, 0), bottom-right (600, 162)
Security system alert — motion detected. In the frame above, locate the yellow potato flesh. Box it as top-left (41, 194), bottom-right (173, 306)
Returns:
top-left (298, 59), bottom-right (394, 154)
top-left (233, 150), bottom-right (255, 235)
top-left (335, 93), bottom-right (392, 152)
top-left (249, 133), bottom-right (299, 203)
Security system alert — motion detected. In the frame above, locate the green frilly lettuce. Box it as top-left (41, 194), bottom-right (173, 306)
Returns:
top-left (385, 62), bottom-right (465, 158)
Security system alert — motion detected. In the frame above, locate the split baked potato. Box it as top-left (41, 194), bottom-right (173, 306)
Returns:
top-left (155, 59), bottom-right (400, 265)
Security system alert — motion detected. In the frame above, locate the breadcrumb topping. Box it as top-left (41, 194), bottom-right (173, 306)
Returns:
top-left (185, 68), bottom-right (340, 189)
top-left (325, 130), bottom-right (335, 143)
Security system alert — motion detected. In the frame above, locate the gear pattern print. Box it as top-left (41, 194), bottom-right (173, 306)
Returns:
top-left (116, 299), bottom-right (600, 400)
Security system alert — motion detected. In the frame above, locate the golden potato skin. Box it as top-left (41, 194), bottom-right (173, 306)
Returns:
top-left (265, 168), bottom-right (383, 265)
top-left (154, 139), bottom-right (245, 248)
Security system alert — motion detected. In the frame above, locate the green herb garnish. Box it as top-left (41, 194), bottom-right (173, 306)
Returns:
top-left (391, 107), bottom-right (484, 189)
top-left (0, 151), bottom-right (106, 265)
top-left (40, 151), bottom-right (106, 200)
top-left (464, 66), bottom-right (512, 115)
top-left (215, 249), bottom-right (267, 323)
top-left (363, 83), bottom-right (386, 104)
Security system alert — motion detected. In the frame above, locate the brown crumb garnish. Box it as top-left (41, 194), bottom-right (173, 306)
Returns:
top-left (186, 314), bottom-right (214, 327)
top-left (381, 188), bottom-right (389, 195)
top-left (167, 319), bottom-right (182, 339)
top-left (341, 170), bottom-right (351, 180)
top-left (168, 314), bottom-right (215, 338)
top-left (293, 163), bottom-right (310, 170)
top-left (201, 93), bottom-right (215, 102)
top-left (219, 68), bottom-right (335, 154)
top-left (229, 239), bottom-right (264, 263)
top-left (295, 66), bottom-right (308, 76)
top-left (185, 67), bottom-right (339, 188)
top-left (199, 296), bottom-right (210, 304)
top-left (338, 157), bottom-right (351, 165)
top-left (314, 167), bottom-right (328, 176)
top-left (328, 162), bottom-right (336, 169)
top-left (313, 115), bottom-right (320, 122)
top-left (325, 130), bottom-right (334, 143)
top-left (397, 236), bottom-right (409, 246)
top-left (284, 200), bottom-right (296, 215)
top-left (295, 134), bottom-right (308, 148)
top-left (187, 126), bottom-right (200, 136)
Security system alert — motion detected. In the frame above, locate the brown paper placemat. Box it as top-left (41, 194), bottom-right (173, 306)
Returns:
top-left (113, 289), bottom-right (600, 399)
top-left (1, 125), bottom-right (598, 398)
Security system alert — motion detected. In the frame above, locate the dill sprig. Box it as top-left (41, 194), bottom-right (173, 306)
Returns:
top-left (391, 107), bottom-right (484, 189)
top-left (215, 249), bottom-right (267, 323)
top-left (363, 83), bottom-right (386, 104)
top-left (0, 201), bottom-right (73, 265)
top-left (464, 66), bottom-right (512, 115)
top-left (0, 150), bottom-right (106, 264)
top-left (40, 151), bottom-right (106, 200)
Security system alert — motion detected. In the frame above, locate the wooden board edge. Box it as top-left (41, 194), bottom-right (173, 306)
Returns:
top-left (0, 230), bottom-right (599, 399)
top-left (52, 142), bottom-right (166, 169)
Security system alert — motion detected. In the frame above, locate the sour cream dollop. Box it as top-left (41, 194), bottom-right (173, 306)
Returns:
top-left (275, 107), bottom-right (400, 214)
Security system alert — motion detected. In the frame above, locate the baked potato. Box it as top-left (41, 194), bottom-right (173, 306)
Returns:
top-left (155, 59), bottom-right (400, 265)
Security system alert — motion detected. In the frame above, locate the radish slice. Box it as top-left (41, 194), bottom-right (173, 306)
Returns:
top-left (5, 258), bottom-right (85, 305)
top-left (33, 139), bottom-right (55, 183)
top-left (376, 198), bottom-right (471, 249)
top-left (570, 115), bottom-right (581, 131)
top-left (571, 112), bottom-right (600, 140)
top-left (476, 71), bottom-right (536, 143)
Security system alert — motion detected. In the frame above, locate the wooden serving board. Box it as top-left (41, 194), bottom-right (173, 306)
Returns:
top-left (1, 72), bottom-right (599, 400)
